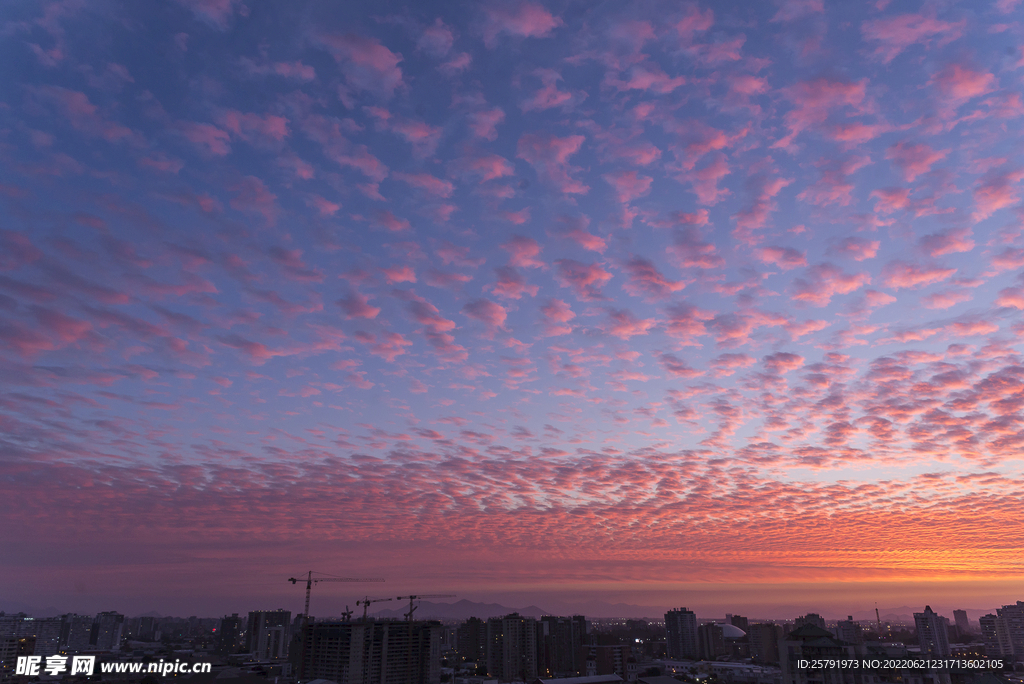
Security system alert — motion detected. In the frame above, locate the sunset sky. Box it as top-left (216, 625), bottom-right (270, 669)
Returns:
top-left (2, 0), bottom-right (1024, 619)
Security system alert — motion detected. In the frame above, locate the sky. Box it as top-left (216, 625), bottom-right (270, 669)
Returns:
top-left (2, 0), bottom-right (1024, 620)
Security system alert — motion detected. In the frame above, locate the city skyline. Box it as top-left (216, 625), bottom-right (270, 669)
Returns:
top-left (3, 0), bottom-right (1024, 617)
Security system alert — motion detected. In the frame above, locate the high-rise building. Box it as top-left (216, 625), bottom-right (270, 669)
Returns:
top-left (300, 620), bottom-right (441, 684)
top-left (953, 610), bottom-right (970, 638)
top-left (727, 615), bottom-right (749, 632)
top-left (59, 614), bottom-right (94, 653)
top-left (90, 612), bottom-right (124, 652)
top-left (246, 610), bottom-right (291, 659)
top-left (779, 624), bottom-right (855, 684)
top-left (794, 614), bottom-right (826, 630)
top-left (914, 606), bottom-right (950, 657)
top-left (995, 601), bottom-right (1024, 659)
top-left (834, 617), bottom-right (862, 645)
top-left (137, 616), bottom-right (156, 641)
top-left (581, 644), bottom-right (636, 681)
top-left (486, 613), bottom-right (537, 681)
top-left (980, 614), bottom-right (1012, 658)
top-left (665, 608), bottom-right (698, 660)
top-left (217, 614), bottom-right (243, 655)
top-left (457, 617), bottom-right (486, 663)
top-left (748, 623), bottom-right (782, 664)
top-left (537, 615), bottom-right (586, 676)
top-left (697, 623), bottom-right (727, 660)
top-left (0, 615), bottom-right (62, 657)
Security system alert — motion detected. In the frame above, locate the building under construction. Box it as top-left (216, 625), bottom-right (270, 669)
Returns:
top-left (299, 620), bottom-right (441, 684)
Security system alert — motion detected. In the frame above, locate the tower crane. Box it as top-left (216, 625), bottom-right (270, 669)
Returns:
top-left (288, 572), bottom-right (384, 681)
top-left (357, 596), bottom-right (394, 621)
top-left (396, 594), bottom-right (456, 621)
top-left (287, 572), bottom-right (385, 623)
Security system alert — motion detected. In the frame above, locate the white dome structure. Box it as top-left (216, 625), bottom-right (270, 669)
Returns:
top-left (719, 623), bottom-right (746, 639)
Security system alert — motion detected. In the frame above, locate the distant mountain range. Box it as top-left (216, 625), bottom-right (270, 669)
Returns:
top-left (373, 599), bottom-right (551, 620)
top-left (1, 598), bottom-right (1000, 622)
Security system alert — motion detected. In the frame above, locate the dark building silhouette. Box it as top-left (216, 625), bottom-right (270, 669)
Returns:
top-left (217, 614), bottom-right (243, 655)
top-left (300, 620), bottom-right (441, 684)
top-left (246, 610), bottom-right (291, 659)
top-left (487, 614), bottom-right (537, 681)
top-left (747, 623), bottom-right (782, 664)
top-left (664, 608), bottom-right (698, 660)
top-left (537, 615), bottom-right (586, 677)
top-left (457, 617), bottom-right (486, 663)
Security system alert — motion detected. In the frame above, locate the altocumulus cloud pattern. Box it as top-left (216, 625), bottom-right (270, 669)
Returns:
top-left (2, 0), bottom-right (1024, 609)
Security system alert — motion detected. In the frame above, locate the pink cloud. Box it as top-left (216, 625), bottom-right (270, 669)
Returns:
top-left (773, 77), bottom-right (868, 150)
top-left (972, 169), bottom-right (1024, 222)
top-left (229, 176), bottom-right (278, 225)
top-left (918, 228), bottom-right (974, 257)
top-left (417, 18), bottom-right (455, 58)
top-left (325, 144), bottom-right (389, 183)
top-left (463, 298), bottom-right (507, 330)
top-left (605, 63), bottom-right (687, 94)
top-left (932, 63), bottom-right (996, 106)
top-left (792, 263), bottom-right (870, 305)
top-left (996, 288), bottom-right (1024, 309)
top-left (175, 0), bottom-right (242, 29)
top-left (870, 187), bottom-right (911, 214)
top-left (315, 33), bottom-right (404, 99)
top-left (922, 290), bottom-right (972, 309)
top-left (502, 235), bottom-right (544, 268)
top-left (833, 237), bottom-right (880, 261)
top-left (539, 298), bottom-right (575, 336)
top-left (481, 2), bottom-right (562, 47)
top-left (338, 291), bottom-right (381, 319)
top-left (605, 309), bottom-right (655, 339)
top-left (306, 195), bottom-right (340, 216)
top-left (0, 231), bottom-right (43, 270)
top-left (219, 110), bottom-right (289, 142)
top-left (771, 0), bottom-right (822, 23)
top-left (381, 265), bottom-right (416, 284)
top-left (521, 69), bottom-right (581, 112)
top-left (664, 302), bottom-right (714, 345)
top-left (491, 266), bottom-right (539, 300)
top-left (991, 248), bottom-right (1024, 272)
top-left (676, 5), bottom-right (714, 40)
top-left (756, 246), bottom-right (807, 270)
top-left (455, 153), bottom-right (515, 183)
top-left (679, 152), bottom-right (731, 206)
top-left (861, 12), bottom-right (965, 64)
top-left (179, 122), bottom-right (231, 155)
top-left (32, 86), bottom-right (140, 144)
top-left (763, 351), bottom-right (804, 373)
top-left (354, 330), bottom-right (412, 362)
top-left (886, 141), bottom-right (948, 181)
top-left (784, 319), bottom-right (829, 339)
top-left (393, 172), bottom-right (454, 198)
top-left (467, 108), bottom-right (505, 141)
top-left (711, 353), bottom-right (755, 376)
top-left (395, 290), bottom-right (467, 362)
top-left (865, 290), bottom-right (897, 307)
top-left (669, 226), bottom-right (723, 269)
top-left (881, 261), bottom-right (956, 289)
top-left (374, 210), bottom-right (411, 233)
top-left (621, 256), bottom-right (685, 299)
top-left (732, 174), bottom-right (793, 245)
top-left (517, 133), bottom-right (588, 195)
top-left (564, 227), bottom-right (607, 253)
top-left (603, 170), bottom-right (653, 204)
top-left (659, 353), bottom-right (702, 378)
top-left (554, 259), bottom-right (612, 300)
